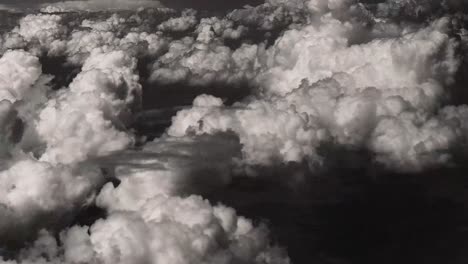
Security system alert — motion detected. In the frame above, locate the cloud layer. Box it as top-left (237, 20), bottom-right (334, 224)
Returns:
top-left (0, 0), bottom-right (468, 263)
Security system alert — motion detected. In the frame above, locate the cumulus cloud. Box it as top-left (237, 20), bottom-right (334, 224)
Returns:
top-left (0, 8), bottom-right (290, 261)
top-left (158, 9), bottom-right (198, 32)
top-left (0, 53), bottom-right (105, 242)
top-left (0, 49), bottom-right (111, 246)
top-left (0, 50), bottom-right (51, 154)
top-left (195, 17), bottom-right (247, 42)
top-left (1, 133), bottom-right (288, 264)
top-left (165, 2), bottom-right (467, 172)
top-left (0, 50), bottom-right (43, 103)
top-left (8, 194), bottom-right (289, 264)
top-left (2, 0), bottom-right (463, 171)
top-left (0, 156), bottom-right (103, 245)
top-left (169, 94), bottom-right (326, 166)
top-left (37, 49), bottom-right (140, 164)
top-left (149, 39), bottom-right (261, 86)
top-left (64, 26), bottom-right (168, 65)
top-left (227, 0), bottom-right (309, 30)
top-left (6, 14), bottom-right (67, 56)
top-left (257, 15), bottom-right (458, 97)
top-left (1, 0), bottom-right (468, 263)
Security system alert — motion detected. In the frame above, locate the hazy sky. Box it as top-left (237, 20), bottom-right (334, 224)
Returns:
top-left (1, 0), bottom-right (265, 11)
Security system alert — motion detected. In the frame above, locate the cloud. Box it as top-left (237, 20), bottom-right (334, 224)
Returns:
top-left (37, 49), bottom-right (140, 164)
top-left (0, 50), bottom-right (43, 103)
top-left (0, 4), bottom-right (20, 12)
top-left (0, 49), bottom-right (120, 246)
top-left (2, 133), bottom-right (288, 264)
top-left (0, 0), bottom-right (468, 262)
top-left (41, 0), bottom-right (163, 12)
top-left (0, 9), bottom-right (289, 260)
top-left (373, 0), bottom-right (467, 20)
top-left (158, 9), bottom-right (198, 32)
top-left (2, 0), bottom-right (464, 173)
top-left (10, 194), bottom-right (289, 264)
top-left (169, 94), bottom-right (325, 166)
top-left (165, 5), bottom-right (466, 172)
top-left (0, 155), bottom-right (103, 245)
top-left (0, 50), bottom-right (51, 154)
top-left (12, 12), bottom-right (170, 64)
top-left (149, 39), bottom-right (261, 86)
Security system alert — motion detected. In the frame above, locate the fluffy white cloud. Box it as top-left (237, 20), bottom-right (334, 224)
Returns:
top-left (0, 14), bottom-right (287, 263)
top-left (166, 14), bottom-right (464, 171)
top-left (0, 156), bottom-right (102, 241)
top-left (12, 14), bottom-right (67, 56)
top-left (2, 133), bottom-right (288, 264)
top-left (81, 14), bottom-right (128, 32)
top-left (169, 94), bottom-right (326, 165)
top-left (227, 0), bottom-right (310, 30)
top-left (37, 50), bottom-right (140, 164)
top-left (150, 39), bottom-right (262, 86)
top-left (158, 9), bottom-right (198, 32)
top-left (257, 16), bottom-right (458, 97)
top-left (0, 49), bottom-right (137, 245)
top-left (0, 50), bottom-right (51, 155)
top-left (0, 50), bottom-right (42, 103)
top-left (9, 194), bottom-right (289, 264)
top-left (64, 28), bottom-right (168, 65)
top-left (195, 17), bottom-right (247, 42)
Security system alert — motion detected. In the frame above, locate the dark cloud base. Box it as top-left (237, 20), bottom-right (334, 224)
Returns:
top-left (129, 114), bottom-right (468, 264)
top-left (206, 167), bottom-right (468, 264)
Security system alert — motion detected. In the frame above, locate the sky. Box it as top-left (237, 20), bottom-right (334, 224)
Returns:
top-left (1, 0), bottom-right (265, 11)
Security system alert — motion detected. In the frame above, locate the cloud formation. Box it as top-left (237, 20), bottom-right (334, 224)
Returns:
top-left (1, 0), bottom-right (468, 263)
top-left (167, 8), bottom-right (466, 171)
top-left (0, 3), bottom-right (293, 262)
top-left (37, 49), bottom-right (139, 164)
